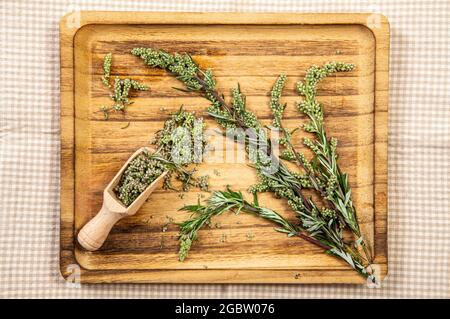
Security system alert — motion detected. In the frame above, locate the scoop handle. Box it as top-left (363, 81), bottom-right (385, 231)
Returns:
top-left (77, 203), bottom-right (124, 251)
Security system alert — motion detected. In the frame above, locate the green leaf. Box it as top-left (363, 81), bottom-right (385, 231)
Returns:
top-left (252, 192), bottom-right (259, 206)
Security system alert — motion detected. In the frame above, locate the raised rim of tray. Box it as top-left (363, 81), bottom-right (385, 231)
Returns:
top-left (59, 12), bottom-right (389, 284)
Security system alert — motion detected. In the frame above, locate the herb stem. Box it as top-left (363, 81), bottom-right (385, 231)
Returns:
top-left (240, 202), bottom-right (331, 250)
top-left (132, 48), bottom-right (375, 280)
top-left (194, 74), bottom-right (248, 129)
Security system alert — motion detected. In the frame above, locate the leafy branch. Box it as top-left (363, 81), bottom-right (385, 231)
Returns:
top-left (131, 47), bottom-right (375, 281)
top-left (292, 63), bottom-right (372, 265)
top-left (179, 187), bottom-right (331, 261)
top-left (179, 188), bottom-right (371, 280)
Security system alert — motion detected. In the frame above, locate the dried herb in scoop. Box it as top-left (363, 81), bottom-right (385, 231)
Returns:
top-left (114, 150), bottom-right (166, 207)
top-left (113, 107), bottom-right (209, 207)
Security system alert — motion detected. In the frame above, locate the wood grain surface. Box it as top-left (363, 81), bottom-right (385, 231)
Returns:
top-left (60, 12), bottom-right (389, 283)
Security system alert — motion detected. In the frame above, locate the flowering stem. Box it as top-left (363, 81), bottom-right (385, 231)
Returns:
top-left (131, 48), bottom-right (375, 279)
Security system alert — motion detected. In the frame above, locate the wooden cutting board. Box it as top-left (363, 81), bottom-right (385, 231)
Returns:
top-left (60, 12), bottom-right (389, 284)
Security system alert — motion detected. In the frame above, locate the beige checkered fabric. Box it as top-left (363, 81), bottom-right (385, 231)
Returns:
top-left (0, 0), bottom-right (449, 298)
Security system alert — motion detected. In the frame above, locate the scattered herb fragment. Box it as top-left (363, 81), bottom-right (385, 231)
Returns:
top-left (99, 53), bottom-right (148, 119)
top-left (120, 122), bottom-right (131, 129)
top-left (220, 234), bottom-right (227, 243)
top-left (166, 215), bottom-right (175, 223)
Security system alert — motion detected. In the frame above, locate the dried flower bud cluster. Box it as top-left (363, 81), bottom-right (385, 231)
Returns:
top-left (230, 85), bottom-right (260, 129)
top-left (114, 151), bottom-right (166, 207)
top-left (178, 235), bottom-right (193, 262)
top-left (101, 52), bottom-right (112, 87)
top-left (151, 108), bottom-right (209, 193)
top-left (131, 48), bottom-right (201, 91)
top-left (269, 74), bottom-right (287, 128)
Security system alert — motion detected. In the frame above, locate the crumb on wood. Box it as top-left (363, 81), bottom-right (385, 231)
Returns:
top-left (120, 122), bottom-right (131, 129)
top-left (166, 215), bottom-right (174, 223)
top-left (144, 216), bottom-right (153, 224)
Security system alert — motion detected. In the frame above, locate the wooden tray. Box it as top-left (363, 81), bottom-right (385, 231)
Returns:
top-left (60, 12), bottom-right (389, 284)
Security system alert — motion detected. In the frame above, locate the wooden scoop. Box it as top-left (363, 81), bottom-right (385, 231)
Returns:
top-left (77, 147), bottom-right (167, 251)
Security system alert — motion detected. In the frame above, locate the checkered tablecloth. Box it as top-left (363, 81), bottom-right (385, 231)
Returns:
top-left (1, 0), bottom-right (449, 298)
